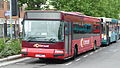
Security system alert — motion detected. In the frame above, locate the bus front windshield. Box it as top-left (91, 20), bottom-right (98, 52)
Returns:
top-left (23, 20), bottom-right (64, 42)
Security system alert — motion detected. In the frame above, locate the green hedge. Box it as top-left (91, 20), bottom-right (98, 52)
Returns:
top-left (0, 38), bottom-right (21, 58)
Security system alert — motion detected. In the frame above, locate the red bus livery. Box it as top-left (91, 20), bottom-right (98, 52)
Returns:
top-left (21, 11), bottom-right (101, 59)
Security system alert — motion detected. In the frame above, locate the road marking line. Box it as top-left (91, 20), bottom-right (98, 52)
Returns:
top-left (103, 47), bottom-right (106, 49)
top-left (0, 57), bottom-right (31, 67)
top-left (65, 62), bottom-right (72, 65)
top-left (83, 55), bottom-right (88, 58)
top-left (95, 50), bottom-right (98, 52)
top-left (75, 58), bottom-right (81, 61)
top-left (89, 52), bottom-right (94, 55)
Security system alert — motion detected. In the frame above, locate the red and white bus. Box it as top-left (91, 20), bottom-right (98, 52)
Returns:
top-left (21, 11), bottom-right (101, 60)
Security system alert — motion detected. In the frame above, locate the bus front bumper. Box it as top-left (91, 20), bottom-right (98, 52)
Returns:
top-left (21, 48), bottom-right (65, 59)
top-left (101, 40), bottom-right (108, 45)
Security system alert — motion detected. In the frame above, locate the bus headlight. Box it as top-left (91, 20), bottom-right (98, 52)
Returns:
top-left (102, 34), bottom-right (104, 38)
top-left (55, 50), bottom-right (64, 53)
top-left (104, 36), bottom-right (107, 40)
top-left (21, 48), bottom-right (27, 52)
top-left (103, 34), bottom-right (106, 40)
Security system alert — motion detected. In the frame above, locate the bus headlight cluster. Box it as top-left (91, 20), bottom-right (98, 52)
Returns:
top-left (104, 36), bottom-right (107, 40)
top-left (55, 50), bottom-right (64, 53)
top-left (102, 34), bottom-right (107, 40)
top-left (21, 48), bottom-right (27, 52)
top-left (102, 34), bottom-right (104, 38)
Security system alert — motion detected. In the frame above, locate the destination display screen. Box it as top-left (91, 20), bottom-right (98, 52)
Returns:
top-left (26, 12), bottom-right (61, 19)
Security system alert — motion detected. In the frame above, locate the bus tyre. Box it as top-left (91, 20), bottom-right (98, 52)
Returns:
top-left (93, 42), bottom-right (97, 50)
top-left (72, 47), bottom-right (77, 60)
top-left (106, 38), bottom-right (110, 45)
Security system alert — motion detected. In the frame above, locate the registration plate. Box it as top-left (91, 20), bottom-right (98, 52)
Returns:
top-left (35, 54), bottom-right (45, 57)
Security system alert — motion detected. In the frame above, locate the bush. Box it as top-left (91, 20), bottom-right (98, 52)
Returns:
top-left (0, 38), bottom-right (21, 58)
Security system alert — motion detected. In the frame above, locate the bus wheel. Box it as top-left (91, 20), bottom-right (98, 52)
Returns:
top-left (106, 38), bottom-right (110, 45)
top-left (72, 47), bottom-right (78, 59)
top-left (93, 41), bottom-right (97, 50)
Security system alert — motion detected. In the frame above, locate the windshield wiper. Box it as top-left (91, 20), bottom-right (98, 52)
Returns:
top-left (27, 37), bottom-right (46, 41)
top-left (27, 37), bottom-right (36, 41)
top-left (49, 38), bottom-right (56, 42)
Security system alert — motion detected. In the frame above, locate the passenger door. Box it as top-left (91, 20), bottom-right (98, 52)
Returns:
top-left (65, 22), bottom-right (72, 56)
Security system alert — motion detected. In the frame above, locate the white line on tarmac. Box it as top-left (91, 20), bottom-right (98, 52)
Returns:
top-left (75, 58), bottom-right (81, 61)
top-left (89, 52), bottom-right (94, 55)
top-left (0, 57), bottom-right (31, 67)
top-left (103, 47), bottom-right (106, 49)
top-left (65, 62), bottom-right (72, 65)
top-left (83, 55), bottom-right (88, 58)
top-left (95, 50), bottom-right (98, 52)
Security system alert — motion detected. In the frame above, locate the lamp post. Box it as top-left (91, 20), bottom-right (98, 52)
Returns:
top-left (9, 0), bottom-right (12, 40)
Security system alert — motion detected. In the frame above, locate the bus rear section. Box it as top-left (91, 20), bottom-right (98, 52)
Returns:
top-left (118, 20), bottom-right (120, 39)
top-left (111, 19), bottom-right (119, 41)
top-left (100, 18), bottom-right (119, 45)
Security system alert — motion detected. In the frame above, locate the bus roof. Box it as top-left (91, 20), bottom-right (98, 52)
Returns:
top-left (99, 17), bottom-right (112, 22)
top-left (24, 10), bottom-right (100, 22)
top-left (112, 19), bottom-right (118, 22)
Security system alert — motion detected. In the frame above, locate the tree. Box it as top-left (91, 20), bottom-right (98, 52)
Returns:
top-left (50, 0), bottom-right (120, 18)
top-left (18, 0), bottom-right (47, 10)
